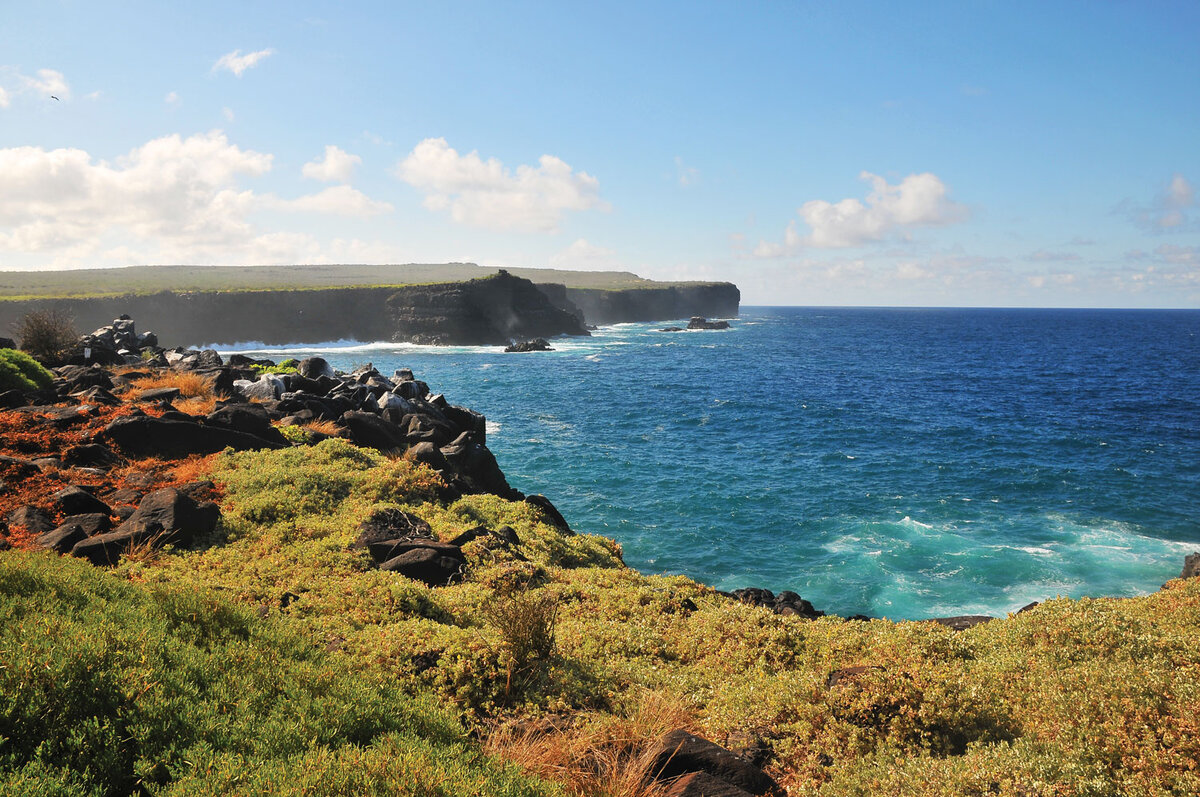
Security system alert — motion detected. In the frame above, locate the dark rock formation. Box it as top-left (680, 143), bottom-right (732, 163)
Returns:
top-left (51, 486), bottom-right (111, 517)
top-left (687, 316), bottom-right (731, 330)
top-left (930, 615), bottom-right (994, 631)
top-left (386, 271), bottom-right (589, 345)
top-left (504, 338), bottom-right (553, 353)
top-left (8, 505), bottom-right (54, 534)
top-left (525, 494), bottom-right (573, 535)
top-left (728, 588), bottom-right (824, 620)
top-left (70, 487), bottom-right (220, 566)
top-left (648, 730), bottom-right (782, 797)
top-left (104, 415), bottom-right (287, 458)
top-left (1181, 553), bottom-right (1200, 580)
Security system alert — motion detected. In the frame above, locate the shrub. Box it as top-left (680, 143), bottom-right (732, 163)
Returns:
top-left (0, 349), bottom-right (54, 392)
top-left (12, 309), bottom-right (77, 363)
top-left (484, 586), bottom-right (560, 695)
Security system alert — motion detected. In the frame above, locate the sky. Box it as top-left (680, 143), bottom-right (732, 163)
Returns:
top-left (1, 1), bottom-right (1198, 307)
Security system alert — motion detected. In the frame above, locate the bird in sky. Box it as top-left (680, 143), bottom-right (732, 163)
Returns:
top-left (50, 95), bottom-right (60, 101)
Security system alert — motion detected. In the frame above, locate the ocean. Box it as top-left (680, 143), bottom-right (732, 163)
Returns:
top-left (223, 307), bottom-right (1200, 620)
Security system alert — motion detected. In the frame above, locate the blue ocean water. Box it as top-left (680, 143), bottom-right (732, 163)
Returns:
top-left (224, 307), bottom-right (1200, 620)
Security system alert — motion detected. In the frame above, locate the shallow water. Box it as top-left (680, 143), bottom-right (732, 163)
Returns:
top-left (222, 307), bottom-right (1200, 619)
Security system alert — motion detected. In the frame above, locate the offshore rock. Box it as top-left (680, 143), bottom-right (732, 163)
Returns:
top-left (687, 316), bottom-right (731, 330)
top-left (386, 270), bottom-right (589, 345)
top-left (1182, 552), bottom-right (1200, 579)
top-left (504, 338), bottom-right (553, 352)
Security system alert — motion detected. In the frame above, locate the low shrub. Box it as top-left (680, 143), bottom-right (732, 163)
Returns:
top-left (0, 349), bottom-right (54, 392)
top-left (11, 308), bottom-right (77, 363)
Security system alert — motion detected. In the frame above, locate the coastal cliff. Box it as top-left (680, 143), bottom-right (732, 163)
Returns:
top-left (0, 265), bottom-right (738, 347)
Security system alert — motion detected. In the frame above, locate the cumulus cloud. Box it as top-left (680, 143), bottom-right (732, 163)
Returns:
top-left (212, 48), bottom-right (275, 77)
top-left (302, 145), bottom-right (361, 183)
top-left (0, 67), bottom-right (71, 107)
top-left (1028, 249), bottom-right (1081, 262)
top-left (753, 171), bottom-right (966, 256)
top-left (394, 137), bottom-right (607, 232)
top-left (0, 130), bottom-right (393, 266)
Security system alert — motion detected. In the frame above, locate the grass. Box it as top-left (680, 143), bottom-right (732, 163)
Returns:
top-left (3, 436), bottom-right (1199, 795)
top-left (124, 371), bottom-right (221, 415)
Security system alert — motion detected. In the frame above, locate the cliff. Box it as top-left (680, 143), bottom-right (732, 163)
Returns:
top-left (386, 271), bottom-right (589, 345)
top-left (0, 266), bottom-right (738, 347)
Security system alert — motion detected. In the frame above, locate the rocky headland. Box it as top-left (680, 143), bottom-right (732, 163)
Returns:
top-left (0, 265), bottom-right (740, 348)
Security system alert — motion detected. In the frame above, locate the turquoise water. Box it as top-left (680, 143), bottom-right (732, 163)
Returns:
top-left (224, 307), bottom-right (1200, 620)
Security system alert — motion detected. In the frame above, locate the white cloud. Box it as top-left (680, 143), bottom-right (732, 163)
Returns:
top-left (212, 48), bottom-right (275, 77)
top-left (165, 91), bottom-right (180, 106)
top-left (302, 145), bottom-right (361, 183)
top-left (0, 130), bottom-right (394, 266)
top-left (0, 67), bottom-right (71, 107)
top-left (753, 172), bottom-right (966, 255)
top-left (394, 137), bottom-right (607, 232)
top-left (271, 185), bottom-right (391, 216)
top-left (548, 238), bottom-right (619, 270)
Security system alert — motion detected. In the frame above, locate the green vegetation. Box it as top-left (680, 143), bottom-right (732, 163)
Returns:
top-left (0, 348), bottom-right (54, 392)
top-left (3, 436), bottom-right (1199, 795)
top-left (0, 551), bottom-right (555, 797)
top-left (0, 263), bottom-right (722, 301)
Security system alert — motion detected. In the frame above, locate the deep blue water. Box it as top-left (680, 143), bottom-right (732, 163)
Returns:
top-left (224, 307), bottom-right (1200, 619)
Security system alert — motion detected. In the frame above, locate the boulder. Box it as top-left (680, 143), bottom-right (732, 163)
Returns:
top-left (56, 513), bottom-right (112, 536)
top-left (352, 508), bottom-right (434, 550)
top-left (1179, 553), bottom-right (1200, 579)
top-left (51, 486), bottom-right (112, 517)
top-left (7, 505), bottom-right (54, 535)
top-left (377, 392), bottom-right (413, 413)
top-left (649, 731), bottom-right (781, 797)
top-left (525, 494), bottom-right (573, 535)
top-left (930, 615), bottom-right (994, 631)
top-left (730, 588), bottom-right (824, 620)
top-left (38, 523), bottom-right (89, 553)
top-left (662, 772), bottom-right (754, 797)
top-left (440, 435), bottom-right (519, 498)
top-left (0, 336), bottom-right (14, 349)
top-left (104, 415), bottom-right (287, 458)
top-left (205, 403), bottom-right (287, 445)
top-left (659, 326), bottom-right (685, 332)
top-left (298, 357), bottom-right (336, 380)
top-left (62, 444), bottom-right (119, 469)
top-left (406, 441), bottom-right (449, 472)
top-left (138, 387), bottom-right (181, 403)
top-left (379, 547), bottom-right (464, 586)
top-left (70, 487), bottom-right (220, 566)
top-left (369, 538), bottom-right (464, 567)
top-left (341, 410), bottom-right (407, 451)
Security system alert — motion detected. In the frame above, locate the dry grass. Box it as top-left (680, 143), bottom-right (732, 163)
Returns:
top-left (301, 419), bottom-right (342, 436)
top-left (483, 690), bottom-right (693, 797)
top-left (121, 528), bottom-right (170, 565)
top-left (129, 371), bottom-right (215, 399)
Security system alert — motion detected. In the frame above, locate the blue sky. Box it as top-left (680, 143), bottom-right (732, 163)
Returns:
top-left (1, 1), bottom-right (1197, 307)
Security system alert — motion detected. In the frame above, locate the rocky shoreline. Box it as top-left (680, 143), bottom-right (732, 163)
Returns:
top-left (3, 316), bottom-right (1195, 623)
